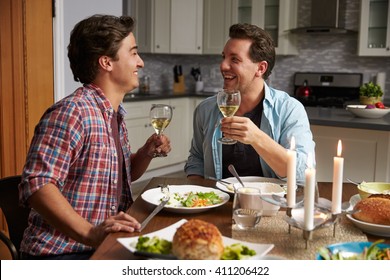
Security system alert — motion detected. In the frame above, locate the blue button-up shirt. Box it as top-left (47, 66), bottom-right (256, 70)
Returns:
top-left (185, 83), bottom-right (316, 183)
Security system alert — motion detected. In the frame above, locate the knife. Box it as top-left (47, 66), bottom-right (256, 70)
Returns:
top-left (139, 197), bottom-right (170, 231)
top-left (178, 65), bottom-right (182, 76)
top-left (173, 65), bottom-right (179, 83)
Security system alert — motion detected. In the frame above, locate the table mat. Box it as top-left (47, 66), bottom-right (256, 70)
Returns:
top-left (232, 211), bottom-right (368, 260)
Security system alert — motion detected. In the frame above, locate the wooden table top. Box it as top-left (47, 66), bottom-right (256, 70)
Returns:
top-left (90, 177), bottom-right (389, 260)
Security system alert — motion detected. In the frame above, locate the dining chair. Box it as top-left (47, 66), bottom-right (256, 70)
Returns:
top-left (0, 175), bottom-right (30, 260)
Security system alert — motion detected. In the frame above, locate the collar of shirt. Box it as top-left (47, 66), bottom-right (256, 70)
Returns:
top-left (85, 83), bottom-right (126, 119)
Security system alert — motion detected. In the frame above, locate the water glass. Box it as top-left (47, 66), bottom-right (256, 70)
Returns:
top-left (232, 187), bottom-right (263, 229)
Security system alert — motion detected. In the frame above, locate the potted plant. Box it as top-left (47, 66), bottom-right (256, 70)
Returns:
top-left (359, 82), bottom-right (384, 105)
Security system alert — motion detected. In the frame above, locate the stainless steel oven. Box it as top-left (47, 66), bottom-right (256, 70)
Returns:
top-left (293, 72), bottom-right (363, 108)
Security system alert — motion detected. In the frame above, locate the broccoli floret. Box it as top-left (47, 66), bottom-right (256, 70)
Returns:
top-left (221, 243), bottom-right (256, 260)
top-left (135, 236), bottom-right (172, 254)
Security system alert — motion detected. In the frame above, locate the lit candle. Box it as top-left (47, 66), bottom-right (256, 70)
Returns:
top-left (287, 136), bottom-right (296, 207)
top-left (331, 140), bottom-right (344, 214)
top-left (304, 153), bottom-right (316, 230)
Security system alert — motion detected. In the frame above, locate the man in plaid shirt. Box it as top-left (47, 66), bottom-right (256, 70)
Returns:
top-left (18, 15), bottom-right (171, 259)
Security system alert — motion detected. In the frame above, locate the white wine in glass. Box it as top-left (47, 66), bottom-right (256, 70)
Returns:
top-left (150, 104), bottom-right (173, 157)
top-left (217, 89), bottom-right (241, 144)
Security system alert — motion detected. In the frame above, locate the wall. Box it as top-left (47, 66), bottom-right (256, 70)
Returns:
top-left (54, 0), bottom-right (123, 101)
top-left (137, 0), bottom-right (390, 105)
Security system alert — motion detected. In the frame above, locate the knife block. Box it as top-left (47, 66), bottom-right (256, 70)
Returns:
top-left (173, 75), bottom-right (186, 94)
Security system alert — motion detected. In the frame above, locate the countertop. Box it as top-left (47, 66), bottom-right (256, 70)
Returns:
top-left (123, 92), bottom-right (390, 131)
top-left (306, 107), bottom-right (390, 131)
top-left (123, 91), bottom-right (215, 102)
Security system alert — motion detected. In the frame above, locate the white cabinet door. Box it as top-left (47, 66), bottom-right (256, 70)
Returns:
top-left (153, 0), bottom-right (171, 53)
top-left (129, 0), bottom-right (170, 54)
top-left (166, 98), bottom-right (192, 164)
top-left (203, 0), bottom-right (232, 54)
top-left (125, 117), bottom-right (152, 156)
top-left (311, 125), bottom-right (390, 183)
top-left (223, 0), bottom-right (298, 55)
top-left (129, 0), bottom-right (203, 54)
top-left (358, 0), bottom-right (390, 56)
top-left (171, 0), bottom-right (203, 54)
top-left (275, 0), bottom-right (298, 55)
top-left (123, 98), bottom-right (192, 171)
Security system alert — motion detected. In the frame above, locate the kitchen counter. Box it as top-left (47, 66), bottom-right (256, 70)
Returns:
top-left (123, 91), bottom-right (215, 102)
top-left (123, 94), bottom-right (390, 131)
top-left (305, 107), bottom-right (390, 131)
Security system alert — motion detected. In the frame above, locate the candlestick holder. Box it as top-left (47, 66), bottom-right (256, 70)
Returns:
top-left (260, 194), bottom-right (303, 234)
top-left (313, 197), bottom-right (354, 237)
top-left (283, 206), bottom-right (337, 249)
top-left (260, 193), bottom-right (347, 249)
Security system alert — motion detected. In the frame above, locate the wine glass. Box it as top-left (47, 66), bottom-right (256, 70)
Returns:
top-left (217, 89), bottom-right (241, 144)
top-left (150, 104), bottom-right (173, 157)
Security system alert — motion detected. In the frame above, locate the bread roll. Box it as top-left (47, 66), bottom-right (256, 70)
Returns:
top-left (352, 194), bottom-right (390, 225)
top-left (172, 219), bottom-right (224, 260)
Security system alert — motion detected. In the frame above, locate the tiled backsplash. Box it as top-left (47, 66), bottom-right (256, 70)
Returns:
top-left (137, 0), bottom-right (390, 104)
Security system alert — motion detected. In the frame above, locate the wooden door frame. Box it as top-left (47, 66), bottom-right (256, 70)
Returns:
top-left (0, 0), bottom-right (54, 178)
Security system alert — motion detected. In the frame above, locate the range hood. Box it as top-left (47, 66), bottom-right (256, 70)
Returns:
top-left (289, 0), bottom-right (356, 34)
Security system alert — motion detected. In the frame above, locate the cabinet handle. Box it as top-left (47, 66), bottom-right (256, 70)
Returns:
top-left (197, 46), bottom-right (201, 50)
top-left (172, 106), bottom-right (176, 110)
top-left (156, 45), bottom-right (160, 49)
top-left (387, 46), bottom-right (390, 51)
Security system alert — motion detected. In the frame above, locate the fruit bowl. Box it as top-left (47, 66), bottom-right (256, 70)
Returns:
top-left (346, 105), bottom-right (390, 119)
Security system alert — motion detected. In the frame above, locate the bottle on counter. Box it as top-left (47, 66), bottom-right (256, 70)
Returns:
top-left (140, 75), bottom-right (150, 94)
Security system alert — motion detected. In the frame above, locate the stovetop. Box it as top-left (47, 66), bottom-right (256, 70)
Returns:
top-left (293, 72), bottom-right (363, 108)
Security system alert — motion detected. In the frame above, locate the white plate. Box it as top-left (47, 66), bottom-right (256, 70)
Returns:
top-left (141, 185), bottom-right (230, 214)
top-left (346, 194), bottom-right (390, 237)
top-left (117, 219), bottom-right (274, 259)
top-left (346, 105), bottom-right (390, 119)
top-left (216, 176), bottom-right (287, 194)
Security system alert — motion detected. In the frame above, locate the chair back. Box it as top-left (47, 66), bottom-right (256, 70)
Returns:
top-left (0, 175), bottom-right (30, 257)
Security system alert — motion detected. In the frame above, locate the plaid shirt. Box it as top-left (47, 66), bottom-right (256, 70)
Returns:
top-left (19, 84), bottom-right (133, 256)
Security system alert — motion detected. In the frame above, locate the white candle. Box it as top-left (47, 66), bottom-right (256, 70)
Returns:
top-left (331, 140), bottom-right (344, 214)
top-left (304, 153), bottom-right (316, 230)
top-left (287, 136), bottom-right (296, 207)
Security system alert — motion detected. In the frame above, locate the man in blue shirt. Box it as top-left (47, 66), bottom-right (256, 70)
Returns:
top-left (185, 23), bottom-right (315, 183)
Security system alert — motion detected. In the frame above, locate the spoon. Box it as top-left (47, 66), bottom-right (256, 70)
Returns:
top-left (347, 178), bottom-right (367, 186)
top-left (347, 178), bottom-right (360, 185)
top-left (228, 164), bottom-right (245, 189)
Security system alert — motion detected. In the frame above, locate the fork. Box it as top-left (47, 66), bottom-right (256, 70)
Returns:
top-left (138, 185), bottom-right (170, 231)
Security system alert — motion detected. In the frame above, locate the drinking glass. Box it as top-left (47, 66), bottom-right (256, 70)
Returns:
top-left (217, 89), bottom-right (241, 144)
top-left (149, 104), bottom-right (173, 157)
top-left (232, 187), bottom-right (263, 229)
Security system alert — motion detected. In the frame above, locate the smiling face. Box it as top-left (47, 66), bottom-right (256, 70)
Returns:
top-left (220, 38), bottom-right (264, 94)
top-left (110, 33), bottom-right (144, 93)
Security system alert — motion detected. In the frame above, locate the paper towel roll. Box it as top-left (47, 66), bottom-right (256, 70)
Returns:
top-left (376, 72), bottom-right (386, 93)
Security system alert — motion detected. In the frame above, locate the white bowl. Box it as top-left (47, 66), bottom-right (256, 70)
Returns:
top-left (241, 182), bottom-right (285, 216)
top-left (346, 105), bottom-right (390, 119)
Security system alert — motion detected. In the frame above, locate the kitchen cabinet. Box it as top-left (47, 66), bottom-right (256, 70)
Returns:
top-left (123, 98), bottom-right (191, 170)
top-left (311, 125), bottom-right (390, 183)
top-left (171, 0), bottom-right (203, 54)
top-left (127, 0), bottom-right (170, 53)
top-left (203, 0), bottom-right (232, 54)
top-left (203, 0), bottom-right (298, 55)
top-left (358, 0), bottom-right (390, 56)
top-left (127, 0), bottom-right (203, 54)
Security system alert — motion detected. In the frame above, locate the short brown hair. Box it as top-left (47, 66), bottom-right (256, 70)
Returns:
top-left (68, 14), bottom-right (135, 84)
top-left (229, 23), bottom-right (275, 80)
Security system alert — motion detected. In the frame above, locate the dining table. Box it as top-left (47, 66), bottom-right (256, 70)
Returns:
top-left (90, 177), bottom-right (390, 260)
